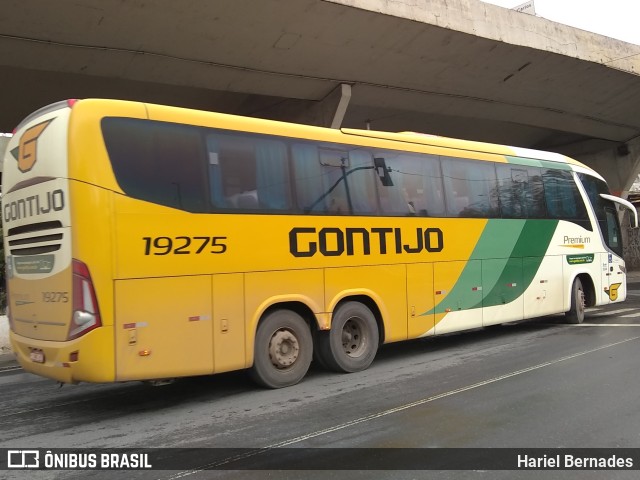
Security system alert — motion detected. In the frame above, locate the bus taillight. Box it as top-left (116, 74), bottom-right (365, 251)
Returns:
top-left (68, 259), bottom-right (102, 340)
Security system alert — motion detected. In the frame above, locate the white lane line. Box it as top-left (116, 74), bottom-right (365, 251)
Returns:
top-left (589, 308), bottom-right (636, 317)
top-left (572, 323), bottom-right (640, 327)
top-left (164, 335), bottom-right (640, 479)
top-left (621, 312), bottom-right (640, 318)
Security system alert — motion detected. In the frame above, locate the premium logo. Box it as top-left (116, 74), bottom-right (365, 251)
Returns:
top-left (10, 119), bottom-right (54, 173)
top-left (560, 235), bottom-right (591, 250)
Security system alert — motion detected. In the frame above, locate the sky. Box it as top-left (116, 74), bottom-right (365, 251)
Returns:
top-left (480, 0), bottom-right (640, 46)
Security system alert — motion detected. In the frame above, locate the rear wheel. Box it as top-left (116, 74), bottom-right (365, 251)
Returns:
top-left (250, 310), bottom-right (312, 388)
top-left (565, 277), bottom-right (586, 324)
top-left (317, 301), bottom-right (379, 373)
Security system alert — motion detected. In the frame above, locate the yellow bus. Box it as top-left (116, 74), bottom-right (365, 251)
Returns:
top-left (3, 99), bottom-right (637, 388)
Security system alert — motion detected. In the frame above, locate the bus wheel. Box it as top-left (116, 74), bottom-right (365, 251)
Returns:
top-left (312, 329), bottom-right (330, 370)
top-left (566, 277), bottom-right (586, 324)
top-left (317, 301), bottom-right (379, 373)
top-left (250, 310), bottom-right (313, 389)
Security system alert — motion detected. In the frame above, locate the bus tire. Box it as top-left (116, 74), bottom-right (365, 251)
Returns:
top-left (317, 301), bottom-right (379, 373)
top-left (312, 329), bottom-right (330, 370)
top-left (565, 277), bottom-right (585, 324)
top-left (249, 310), bottom-right (313, 389)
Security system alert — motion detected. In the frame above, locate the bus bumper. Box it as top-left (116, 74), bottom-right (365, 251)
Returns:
top-left (9, 327), bottom-right (115, 384)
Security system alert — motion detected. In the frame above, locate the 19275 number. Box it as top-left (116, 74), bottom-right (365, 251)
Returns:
top-left (143, 236), bottom-right (227, 255)
top-left (42, 292), bottom-right (69, 303)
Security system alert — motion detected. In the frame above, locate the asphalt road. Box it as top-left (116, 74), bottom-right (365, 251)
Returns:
top-left (2, 290), bottom-right (640, 480)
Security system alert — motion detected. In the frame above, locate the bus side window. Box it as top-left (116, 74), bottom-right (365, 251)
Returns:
top-left (542, 169), bottom-right (591, 230)
top-left (496, 165), bottom-right (546, 219)
top-left (206, 133), bottom-right (290, 211)
top-left (217, 135), bottom-right (257, 208)
top-left (292, 144), bottom-right (330, 213)
top-left (523, 168), bottom-right (546, 218)
top-left (103, 118), bottom-right (208, 213)
top-left (347, 150), bottom-right (377, 214)
top-left (378, 152), bottom-right (445, 216)
top-left (206, 136), bottom-right (225, 208)
top-left (292, 144), bottom-right (376, 215)
top-left (153, 125), bottom-right (208, 212)
top-left (254, 139), bottom-right (290, 210)
top-left (442, 158), bottom-right (499, 218)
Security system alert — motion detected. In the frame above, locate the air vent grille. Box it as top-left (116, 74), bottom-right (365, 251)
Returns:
top-left (7, 221), bottom-right (64, 256)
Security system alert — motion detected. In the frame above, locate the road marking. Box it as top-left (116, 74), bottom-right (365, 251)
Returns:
top-left (572, 323), bottom-right (640, 327)
top-left (588, 308), bottom-right (636, 317)
top-left (0, 365), bottom-right (21, 374)
top-left (165, 335), bottom-right (640, 478)
top-left (621, 312), bottom-right (640, 318)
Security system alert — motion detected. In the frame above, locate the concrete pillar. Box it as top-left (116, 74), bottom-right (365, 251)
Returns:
top-left (579, 136), bottom-right (640, 269)
top-left (245, 83), bottom-right (353, 129)
top-left (578, 136), bottom-right (640, 197)
top-left (574, 137), bottom-right (640, 268)
top-left (327, 84), bottom-right (352, 129)
top-left (622, 212), bottom-right (640, 269)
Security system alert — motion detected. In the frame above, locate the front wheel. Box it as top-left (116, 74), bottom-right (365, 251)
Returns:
top-left (316, 301), bottom-right (379, 373)
top-left (250, 310), bottom-right (313, 388)
top-left (565, 277), bottom-right (586, 324)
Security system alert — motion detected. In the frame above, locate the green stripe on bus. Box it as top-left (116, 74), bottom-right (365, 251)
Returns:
top-left (506, 156), bottom-right (572, 171)
top-left (425, 220), bottom-right (524, 314)
top-left (424, 219), bottom-right (558, 315)
top-left (480, 220), bottom-right (558, 308)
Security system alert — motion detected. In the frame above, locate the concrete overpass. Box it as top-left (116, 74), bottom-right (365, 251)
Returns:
top-left (2, 0), bottom-right (640, 194)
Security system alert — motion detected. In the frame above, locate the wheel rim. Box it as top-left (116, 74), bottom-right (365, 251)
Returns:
top-left (342, 316), bottom-right (367, 358)
top-left (268, 329), bottom-right (300, 369)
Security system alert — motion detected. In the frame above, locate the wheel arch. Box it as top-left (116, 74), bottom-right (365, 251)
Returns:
top-left (260, 301), bottom-right (317, 329)
top-left (569, 272), bottom-right (596, 308)
top-left (577, 272), bottom-right (596, 308)
top-left (333, 294), bottom-right (385, 345)
top-left (247, 297), bottom-right (322, 368)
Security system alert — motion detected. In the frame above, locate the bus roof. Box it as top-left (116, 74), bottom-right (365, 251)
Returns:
top-left (17, 98), bottom-right (597, 178)
top-left (341, 128), bottom-right (589, 170)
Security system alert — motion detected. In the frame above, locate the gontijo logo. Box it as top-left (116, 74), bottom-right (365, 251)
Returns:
top-left (606, 283), bottom-right (622, 301)
top-left (10, 119), bottom-right (54, 173)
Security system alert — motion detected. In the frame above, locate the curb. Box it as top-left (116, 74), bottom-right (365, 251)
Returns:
top-left (0, 315), bottom-right (10, 354)
top-left (0, 316), bottom-right (17, 369)
top-left (0, 352), bottom-right (17, 370)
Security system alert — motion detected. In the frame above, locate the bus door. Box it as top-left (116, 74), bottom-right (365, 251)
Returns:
top-left (601, 206), bottom-right (624, 304)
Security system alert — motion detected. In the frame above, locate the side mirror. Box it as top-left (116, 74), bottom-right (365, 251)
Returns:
top-left (600, 193), bottom-right (638, 228)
